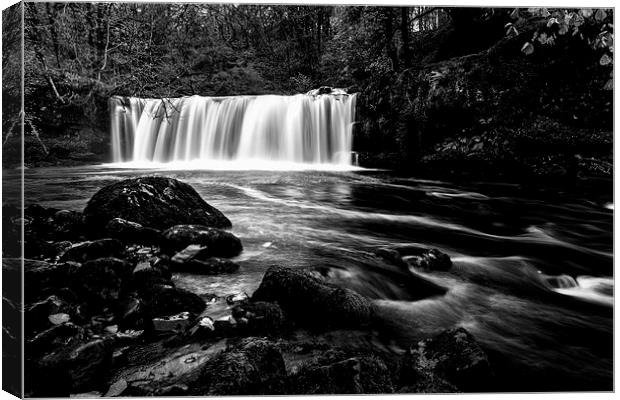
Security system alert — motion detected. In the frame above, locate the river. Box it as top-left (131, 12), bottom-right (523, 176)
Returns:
top-left (6, 164), bottom-right (613, 391)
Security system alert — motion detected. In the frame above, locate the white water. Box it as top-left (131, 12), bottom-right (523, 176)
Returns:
top-left (109, 93), bottom-right (357, 167)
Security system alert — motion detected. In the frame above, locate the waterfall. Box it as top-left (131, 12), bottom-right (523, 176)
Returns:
top-left (109, 93), bottom-right (357, 167)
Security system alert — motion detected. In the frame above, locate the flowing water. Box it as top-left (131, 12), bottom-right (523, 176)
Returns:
top-left (109, 93), bottom-right (356, 165)
top-left (7, 165), bottom-right (613, 392)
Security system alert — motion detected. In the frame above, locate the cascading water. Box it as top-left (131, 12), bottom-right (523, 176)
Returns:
top-left (109, 92), bottom-right (357, 168)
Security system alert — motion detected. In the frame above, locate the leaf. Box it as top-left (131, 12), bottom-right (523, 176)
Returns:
top-left (104, 379), bottom-right (127, 397)
top-left (521, 42), bottom-right (534, 55)
top-left (595, 9), bottom-right (607, 22)
top-left (581, 9), bottom-right (593, 18)
top-left (600, 54), bottom-right (612, 66)
top-left (547, 18), bottom-right (558, 28)
top-left (541, 8), bottom-right (550, 18)
top-left (558, 23), bottom-right (569, 35)
top-left (603, 78), bottom-right (613, 90)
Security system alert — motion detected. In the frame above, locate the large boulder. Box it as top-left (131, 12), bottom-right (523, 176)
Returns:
top-left (83, 177), bottom-right (231, 232)
top-left (161, 225), bottom-right (242, 257)
top-left (105, 218), bottom-right (161, 245)
top-left (252, 266), bottom-right (372, 329)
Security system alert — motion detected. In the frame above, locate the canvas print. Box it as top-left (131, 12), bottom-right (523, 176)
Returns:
top-left (1, 2), bottom-right (614, 397)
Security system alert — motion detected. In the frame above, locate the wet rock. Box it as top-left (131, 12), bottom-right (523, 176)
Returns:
top-left (26, 295), bottom-right (71, 335)
top-left (412, 327), bottom-right (493, 392)
top-left (232, 301), bottom-right (285, 335)
top-left (35, 338), bottom-right (114, 395)
top-left (140, 284), bottom-right (206, 317)
top-left (72, 258), bottom-right (134, 305)
top-left (28, 323), bottom-right (85, 358)
top-left (105, 218), bottom-right (161, 245)
top-left (110, 340), bottom-right (227, 396)
top-left (197, 337), bottom-right (286, 395)
top-left (170, 256), bottom-right (240, 275)
top-left (59, 239), bottom-right (125, 263)
top-left (170, 244), bottom-right (210, 263)
top-left (50, 210), bottom-right (85, 240)
top-left (17, 258), bottom-right (64, 301)
top-left (252, 266), bottom-right (372, 329)
top-left (290, 355), bottom-right (394, 394)
top-left (83, 176), bottom-right (231, 231)
top-left (160, 224), bottom-right (242, 257)
top-left (152, 312), bottom-right (193, 332)
top-left (131, 260), bottom-right (173, 289)
top-left (403, 248), bottom-right (452, 272)
top-left (117, 296), bottom-right (152, 332)
top-left (375, 248), bottom-right (408, 268)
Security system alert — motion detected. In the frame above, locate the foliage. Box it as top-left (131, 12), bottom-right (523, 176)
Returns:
top-left (508, 8), bottom-right (614, 89)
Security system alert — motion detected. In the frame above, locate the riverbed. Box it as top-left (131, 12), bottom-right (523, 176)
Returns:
top-left (6, 164), bottom-right (613, 391)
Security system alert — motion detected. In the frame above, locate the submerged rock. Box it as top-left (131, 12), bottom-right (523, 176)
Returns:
top-left (232, 301), bottom-right (285, 336)
top-left (105, 218), bottom-right (161, 245)
top-left (83, 176), bottom-right (231, 231)
top-left (160, 224), bottom-right (242, 257)
top-left (403, 248), bottom-right (452, 272)
top-left (410, 327), bottom-right (493, 392)
top-left (252, 266), bottom-right (372, 329)
top-left (59, 239), bottom-right (125, 263)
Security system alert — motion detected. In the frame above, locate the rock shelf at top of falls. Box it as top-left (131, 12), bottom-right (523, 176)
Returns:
top-left (109, 92), bottom-right (357, 166)
top-left (11, 176), bottom-right (498, 396)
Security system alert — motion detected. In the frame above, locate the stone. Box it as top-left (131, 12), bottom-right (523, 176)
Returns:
top-left (59, 239), bottom-right (125, 263)
top-left (170, 244), bottom-right (210, 264)
top-left (26, 295), bottom-right (71, 335)
top-left (83, 176), bottom-right (231, 231)
top-left (117, 296), bottom-right (152, 332)
top-left (140, 284), bottom-right (206, 317)
top-left (160, 224), bottom-right (242, 257)
top-left (36, 338), bottom-right (114, 395)
top-left (72, 258), bottom-right (134, 305)
top-left (170, 256), bottom-right (240, 275)
top-left (27, 323), bottom-right (85, 358)
top-left (252, 266), bottom-right (372, 329)
top-left (152, 312), bottom-right (193, 332)
top-left (48, 313), bottom-right (71, 325)
top-left (50, 210), bottom-right (85, 240)
top-left (403, 248), bottom-right (452, 272)
top-left (105, 217), bottom-right (161, 245)
top-left (197, 337), bottom-right (286, 395)
top-left (412, 327), bottom-right (493, 392)
top-left (232, 301), bottom-right (285, 335)
top-left (290, 356), bottom-right (394, 394)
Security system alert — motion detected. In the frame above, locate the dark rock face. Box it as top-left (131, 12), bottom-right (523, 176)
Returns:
top-left (140, 284), bottom-right (206, 317)
top-left (83, 176), bottom-right (231, 231)
top-left (232, 301), bottom-right (285, 335)
top-left (252, 266), bottom-right (372, 329)
top-left (50, 210), bottom-right (85, 240)
top-left (72, 257), bottom-right (135, 305)
top-left (105, 217), bottom-right (161, 245)
top-left (34, 338), bottom-right (113, 396)
top-left (170, 256), bottom-right (240, 275)
top-left (411, 327), bottom-right (493, 392)
top-left (59, 239), bottom-right (125, 263)
top-left (161, 224), bottom-right (242, 257)
top-left (197, 338), bottom-right (286, 395)
top-left (290, 355), bottom-right (394, 394)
